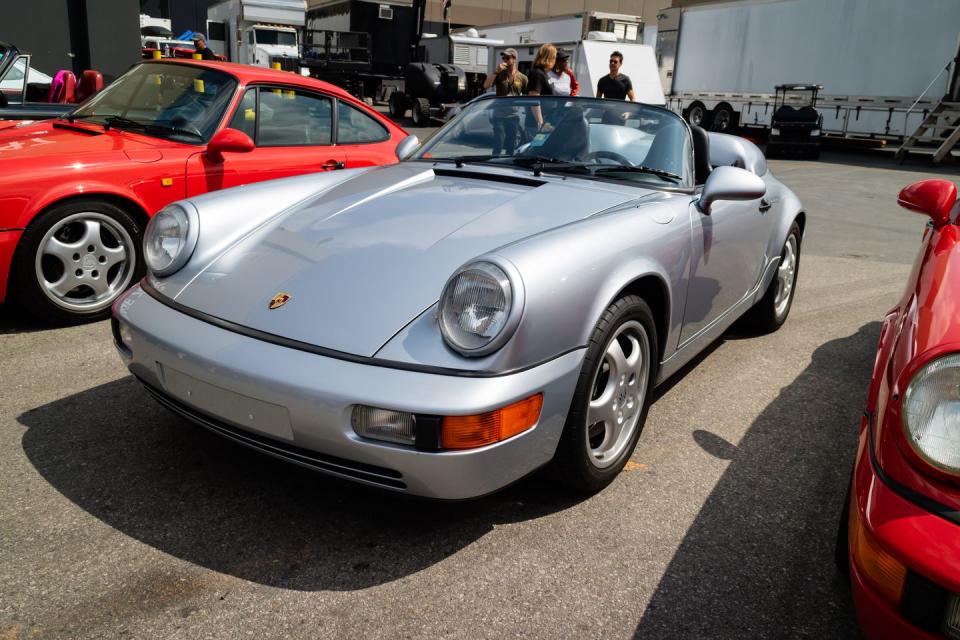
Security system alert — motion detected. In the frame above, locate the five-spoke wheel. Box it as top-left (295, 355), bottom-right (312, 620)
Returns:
top-left (13, 199), bottom-right (145, 323)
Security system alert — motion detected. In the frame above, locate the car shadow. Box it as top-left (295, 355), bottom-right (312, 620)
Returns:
top-left (633, 322), bottom-right (880, 639)
top-left (16, 376), bottom-right (582, 592)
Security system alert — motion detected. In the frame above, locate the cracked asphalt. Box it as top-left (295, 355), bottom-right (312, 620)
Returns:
top-left (2, 142), bottom-right (957, 639)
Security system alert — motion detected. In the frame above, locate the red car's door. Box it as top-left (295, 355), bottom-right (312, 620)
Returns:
top-left (185, 85), bottom-right (346, 197)
top-left (335, 99), bottom-right (399, 168)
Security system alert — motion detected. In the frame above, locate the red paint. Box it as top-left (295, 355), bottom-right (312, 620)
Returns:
top-left (848, 179), bottom-right (960, 638)
top-left (205, 128), bottom-right (256, 163)
top-left (0, 59), bottom-right (407, 304)
top-left (897, 179), bottom-right (958, 227)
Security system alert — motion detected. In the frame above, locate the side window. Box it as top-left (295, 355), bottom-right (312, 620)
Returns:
top-left (257, 89), bottom-right (332, 146)
top-left (227, 88), bottom-right (257, 139)
top-left (1, 57), bottom-right (28, 104)
top-left (337, 101), bottom-right (389, 143)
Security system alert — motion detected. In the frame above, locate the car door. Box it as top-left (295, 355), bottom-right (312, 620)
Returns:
top-left (679, 191), bottom-right (772, 343)
top-left (335, 99), bottom-right (397, 167)
top-left (185, 85), bottom-right (346, 197)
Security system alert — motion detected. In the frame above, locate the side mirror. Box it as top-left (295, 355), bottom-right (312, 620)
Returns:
top-left (898, 179), bottom-right (958, 227)
top-left (697, 166), bottom-right (766, 215)
top-left (395, 134), bottom-right (420, 161)
top-left (206, 128), bottom-right (255, 163)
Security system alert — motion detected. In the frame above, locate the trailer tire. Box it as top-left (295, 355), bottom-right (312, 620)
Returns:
top-left (412, 98), bottom-right (431, 126)
top-left (710, 104), bottom-right (735, 132)
top-left (684, 102), bottom-right (709, 128)
top-left (389, 93), bottom-right (407, 119)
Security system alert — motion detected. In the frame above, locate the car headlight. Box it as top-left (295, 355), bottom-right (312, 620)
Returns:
top-left (902, 354), bottom-right (960, 473)
top-left (770, 127), bottom-right (780, 136)
top-left (811, 128), bottom-right (821, 137)
top-left (439, 261), bottom-right (523, 356)
top-left (144, 204), bottom-right (198, 276)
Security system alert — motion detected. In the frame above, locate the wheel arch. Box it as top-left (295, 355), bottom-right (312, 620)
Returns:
top-left (18, 186), bottom-right (151, 233)
top-left (601, 273), bottom-right (672, 367)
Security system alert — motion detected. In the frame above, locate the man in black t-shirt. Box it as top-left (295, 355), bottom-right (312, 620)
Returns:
top-left (596, 51), bottom-right (635, 101)
top-left (192, 34), bottom-right (218, 61)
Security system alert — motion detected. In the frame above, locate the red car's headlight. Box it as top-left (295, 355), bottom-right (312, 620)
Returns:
top-left (902, 353), bottom-right (960, 475)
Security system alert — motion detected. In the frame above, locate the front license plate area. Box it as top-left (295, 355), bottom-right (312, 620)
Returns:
top-left (159, 364), bottom-right (294, 441)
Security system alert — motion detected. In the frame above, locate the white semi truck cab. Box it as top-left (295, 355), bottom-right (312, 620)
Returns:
top-left (207, 0), bottom-right (306, 69)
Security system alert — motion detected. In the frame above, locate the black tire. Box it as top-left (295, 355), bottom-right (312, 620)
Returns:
top-left (809, 147), bottom-right (821, 160)
top-left (388, 93), bottom-right (406, 119)
top-left (552, 295), bottom-right (659, 494)
top-left (765, 143), bottom-right (779, 159)
top-left (684, 102), bottom-right (709, 129)
top-left (710, 105), bottom-right (735, 132)
top-left (11, 198), bottom-right (145, 324)
top-left (745, 220), bottom-right (801, 333)
top-left (411, 98), bottom-right (431, 126)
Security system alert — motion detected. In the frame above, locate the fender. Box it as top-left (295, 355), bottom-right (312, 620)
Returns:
top-left (16, 180), bottom-right (152, 230)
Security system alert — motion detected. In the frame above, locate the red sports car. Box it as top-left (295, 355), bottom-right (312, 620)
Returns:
top-left (0, 59), bottom-right (410, 322)
top-left (839, 178), bottom-right (960, 639)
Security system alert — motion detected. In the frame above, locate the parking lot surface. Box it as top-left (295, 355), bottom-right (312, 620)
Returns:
top-left (2, 146), bottom-right (957, 639)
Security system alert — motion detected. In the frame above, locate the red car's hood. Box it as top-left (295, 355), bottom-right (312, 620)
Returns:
top-left (0, 120), bottom-right (24, 131)
top-left (0, 120), bottom-right (180, 161)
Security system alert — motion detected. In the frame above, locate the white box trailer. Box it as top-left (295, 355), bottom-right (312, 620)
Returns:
top-left (660, 0), bottom-right (960, 140)
top-left (207, 0), bottom-right (306, 69)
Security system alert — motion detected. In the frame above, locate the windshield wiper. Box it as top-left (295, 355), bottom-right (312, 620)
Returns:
top-left (144, 123), bottom-right (204, 140)
top-left (433, 155), bottom-right (513, 167)
top-left (510, 156), bottom-right (593, 177)
top-left (591, 165), bottom-right (683, 184)
top-left (102, 115), bottom-right (149, 132)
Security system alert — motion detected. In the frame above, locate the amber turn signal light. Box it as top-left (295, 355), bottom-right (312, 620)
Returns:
top-left (850, 503), bottom-right (907, 605)
top-left (441, 394), bottom-right (544, 450)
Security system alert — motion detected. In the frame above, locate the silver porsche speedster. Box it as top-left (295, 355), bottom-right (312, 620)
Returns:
top-left (113, 95), bottom-right (804, 499)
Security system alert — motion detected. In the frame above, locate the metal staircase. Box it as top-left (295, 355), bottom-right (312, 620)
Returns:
top-left (895, 101), bottom-right (960, 164)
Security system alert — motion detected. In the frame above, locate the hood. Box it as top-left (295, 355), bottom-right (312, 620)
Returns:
top-left (175, 163), bottom-right (649, 356)
top-left (0, 120), bottom-right (169, 161)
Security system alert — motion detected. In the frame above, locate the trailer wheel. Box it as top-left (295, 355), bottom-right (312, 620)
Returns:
top-left (684, 102), bottom-right (709, 128)
top-left (411, 98), bottom-right (431, 126)
top-left (710, 104), bottom-right (735, 132)
top-left (388, 93), bottom-right (407, 119)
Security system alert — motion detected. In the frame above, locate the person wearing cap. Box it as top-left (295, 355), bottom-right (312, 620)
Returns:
top-left (483, 48), bottom-right (528, 155)
top-left (192, 34), bottom-right (217, 60)
top-left (547, 49), bottom-right (579, 97)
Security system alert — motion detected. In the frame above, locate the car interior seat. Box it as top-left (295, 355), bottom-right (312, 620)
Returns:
top-left (75, 70), bottom-right (104, 103)
top-left (47, 70), bottom-right (77, 103)
top-left (531, 106), bottom-right (588, 161)
top-left (640, 118), bottom-right (687, 179)
top-left (690, 125), bottom-right (712, 185)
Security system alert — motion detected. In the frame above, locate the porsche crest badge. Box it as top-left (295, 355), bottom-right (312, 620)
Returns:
top-left (268, 292), bottom-right (291, 310)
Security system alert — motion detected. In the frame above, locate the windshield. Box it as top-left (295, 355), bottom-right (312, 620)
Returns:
top-left (68, 63), bottom-right (238, 143)
top-left (255, 29), bottom-right (297, 46)
top-left (414, 97), bottom-right (692, 187)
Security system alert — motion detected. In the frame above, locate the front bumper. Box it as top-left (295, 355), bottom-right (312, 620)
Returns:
top-left (849, 429), bottom-right (960, 639)
top-left (0, 228), bottom-right (23, 304)
top-left (112, 284), bottom-right (585, 499)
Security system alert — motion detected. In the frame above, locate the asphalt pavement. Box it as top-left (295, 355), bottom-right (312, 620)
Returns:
top-left (2, 134), bottom-right (958, 638)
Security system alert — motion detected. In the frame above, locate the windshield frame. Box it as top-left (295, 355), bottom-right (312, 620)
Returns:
top-left (412, 95), bottom-right (695, 191)
top-left (65, 61), bottom-right (240, 145)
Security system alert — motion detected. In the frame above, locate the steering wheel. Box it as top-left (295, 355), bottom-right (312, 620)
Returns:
top-left (584, 150), bottom-right (634, 166)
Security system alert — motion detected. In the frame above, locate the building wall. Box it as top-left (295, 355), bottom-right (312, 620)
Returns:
top-left (2, 0), bottom-right (141, 80)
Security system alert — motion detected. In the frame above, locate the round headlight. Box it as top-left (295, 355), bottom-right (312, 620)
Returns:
top-left (144, 205), bottom-right (197, 276)
top-left (903, 354), bottom-right (960, 474)
top-left (439, 261), bottom-right (520, 356)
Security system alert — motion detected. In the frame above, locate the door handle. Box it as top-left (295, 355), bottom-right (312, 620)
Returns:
top-left (321, 159), bottom-right (345, 170)
top-left (758, 198), bottom-right (772, 213)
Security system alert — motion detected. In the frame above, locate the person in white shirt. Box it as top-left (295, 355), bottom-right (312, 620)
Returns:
top-left (546, 49), bottom-right (579, 97)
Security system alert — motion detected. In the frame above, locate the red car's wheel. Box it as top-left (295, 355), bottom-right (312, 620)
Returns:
top-left (11, 199), bottom-right (145, 323)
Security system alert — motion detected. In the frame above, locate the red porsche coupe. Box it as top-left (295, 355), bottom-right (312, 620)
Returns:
top-left (0, 59), bottom-right (409, 322)
top-left (839, 178), bottom-right (960, 639)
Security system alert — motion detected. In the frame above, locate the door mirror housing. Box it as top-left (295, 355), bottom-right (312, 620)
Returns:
top-left (697, 166), bottom-right (767, 215)
top-left (395, 134), bottom-right (420, 161)
top-left (206, 128), bottom-right (255, 163)
top-left (898, 179), bottom-right (958, 228)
